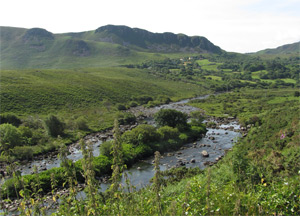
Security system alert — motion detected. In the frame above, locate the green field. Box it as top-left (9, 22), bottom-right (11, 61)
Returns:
top-left (204, 75), bottom-right (222, 81)
top-left (196, 59), bottom-right (222, 71)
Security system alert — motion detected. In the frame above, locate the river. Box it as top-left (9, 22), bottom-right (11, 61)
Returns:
top-left (1, 94), bottom-right (242, 214)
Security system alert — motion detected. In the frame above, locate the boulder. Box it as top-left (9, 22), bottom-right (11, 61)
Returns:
top-left (201, 150), bottom-right (209, 157)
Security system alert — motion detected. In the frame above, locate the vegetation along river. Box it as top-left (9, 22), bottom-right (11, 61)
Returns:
top-left (1, 94), bottom-right (242, 213)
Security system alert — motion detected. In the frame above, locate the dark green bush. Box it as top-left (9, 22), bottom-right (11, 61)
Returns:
top-left (117, 112), bottom-right (136, 125)
top-left (154, 109), bottom-right (188, 130)
top-left (0, 113), bottom-right (22, 127)
top-left (44, 115), bottom-right (65, 137)
top-left (117, 104), bottom-right (127, 111)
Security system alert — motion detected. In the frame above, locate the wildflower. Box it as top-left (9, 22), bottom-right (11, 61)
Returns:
top-left (284, 182), bottom-right (288, 185)
top-left (280, 133), bottom-right (285, 139)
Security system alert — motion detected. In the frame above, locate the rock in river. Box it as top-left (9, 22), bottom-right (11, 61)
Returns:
top-left (201, 150), bottom-right (209, 157)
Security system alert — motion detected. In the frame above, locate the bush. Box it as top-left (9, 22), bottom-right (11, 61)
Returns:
top-left (190, 111), bottom-right (205, 126)
top-left (44, 115), bottom-right (65, 137)
top-left (133, 144), bottom-right (153, 159)
top-left (156, 95), bottom-right (171, 104)
top-left (129, 101), bottom-right (138, 107)
top-left (12, 146), bottom-right (34, 160)
top-left (185, 125), bottom-right (207, 141)
top-left (18, 126), bottom-right (34, 145)
top-left (157, 126), bottom-right (179, 141)
top-left (154, 109), bottom-right (188, 130)
top-left (0, 123), bottom-right (22, 150)
top-left (75, 117), bottom-right (89, 131)
top-left (100, 141), bottom-right (113, 157)
top-left (92, 155), bottom-right (112, 175)
top-left (132, 95), bottom-right (153, 105)
top-left (117, 112), bottom-right (136, 125)
top-left (122, 124), bottom-right (160, 146)
top-left (0, 113), bottom-right (22, 127)
top-left (117, 104), bottom-right (127, 111)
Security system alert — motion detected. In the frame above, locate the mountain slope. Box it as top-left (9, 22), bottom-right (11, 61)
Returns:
top-left (256, 41), bottom-right (300, 55)
top-left (0, 25), bottom-right (222, 69)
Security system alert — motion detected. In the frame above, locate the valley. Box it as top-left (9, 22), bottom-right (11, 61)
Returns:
top-left (0, 25), bottom-right (299, 215)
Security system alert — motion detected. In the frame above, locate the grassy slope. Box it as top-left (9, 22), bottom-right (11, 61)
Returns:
top-left (0, 67), bottom-right (209, 127)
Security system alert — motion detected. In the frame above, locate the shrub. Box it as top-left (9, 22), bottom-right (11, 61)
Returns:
top-left (12, 146), bottom-right (34, 160)
top-left (92, 155), bottom-right (112, 175)
top-left (157, 126), bottom-right (179, 141)
top-left (117, 104), bottom-right (127, 111)
top-left (122, 124), bottom-right (160, 146)
top-left (0, 123), bottom-right (22, 150)
top-left (0, 113), bottom-right (22, 127)
top-left (17, 126), bottom-right (32, 145)
top-left (190, 111), bottom-right (205, 126)
top-left (75, 116), bottom-right (89, 131)
top-left (100, 141), bottom-right (113, 157)
top-left (133, 144), bottom-right (153, 159)
top-left (44, 115), bottom-right (65, 137)
top-left (154, 109), bottom-right (188, 130)
top-left (132, 95), bottom-right (153, 105)
top-left (117, 112), bottom-right (136, 125)
top-left (129, 101), bottom-right (138, 107)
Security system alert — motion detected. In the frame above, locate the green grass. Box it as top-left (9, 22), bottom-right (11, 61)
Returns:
top-left (196, 59), bottom-right (222, 71)
top-left (281, 78), bottom-right (297, 84)
top-left (251, 71), bottom-right (296, 84)
top-left (188, 88), bottom-right (299, 119)
top-left (196, 59), bottom-right (212, 65)
top-left (267, 96), bottom-right (299, 104)
top-left (204, 75), bottom-right (222, 81)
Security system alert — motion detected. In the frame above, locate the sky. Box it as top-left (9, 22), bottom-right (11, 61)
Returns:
top-left (1, 0), bottom-right (300, 53)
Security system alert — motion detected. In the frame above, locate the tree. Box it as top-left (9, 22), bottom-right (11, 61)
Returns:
top-left (0, 123), bottom-right (22, 150)
top-left (154, 109), bottom-right (188, 130)
top-left (44, 115), bottom-right (65, 137)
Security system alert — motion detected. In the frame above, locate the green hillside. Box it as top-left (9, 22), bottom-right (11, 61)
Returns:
top-left (0, 25), bottom-right (222, 69)
top-left (255, 41), bottom-right (300, 55)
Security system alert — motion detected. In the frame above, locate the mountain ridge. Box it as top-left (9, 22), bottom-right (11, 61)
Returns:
top-left (0, 25), bottom-right (222, 69)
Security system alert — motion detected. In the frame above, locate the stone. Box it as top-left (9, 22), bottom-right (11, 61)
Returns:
top-left (201, 150), bottom-right (209, 157)
top-left (190, 158), bottom-right (196, 163)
